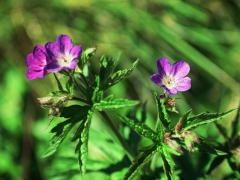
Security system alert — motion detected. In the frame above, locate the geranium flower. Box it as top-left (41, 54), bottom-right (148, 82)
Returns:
top-left (45, 34), bottom-right (82, 72)
top-left (26, 45), bottom-right (51, 80)
top-left (150, 57), bottom-right (191, 95)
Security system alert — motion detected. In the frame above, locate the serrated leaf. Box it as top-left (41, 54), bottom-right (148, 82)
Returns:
top-left (102, 59), bottom-right (139, 90)
top-left (104, 94), bottom-right (115, 101)
top-left (71, 120), bottom-right (85, 142)
top-left (42, 119), bottom-right (76, 158)
top-left (178, 109), bottom-right (192, 132)
top-left (124, 144), bottom-right (157, 180)
top-left (227, 155), bottom-right (240, 179)
top-left (119, 114), bottom-right (158, 142)
top-left (206, 156), bottom-right (225, 175)
top-left (153, 91), bottom-right (169, 140)
top-left (76, 110), bottom-right (93, 179)
top-left (94, 99), bottom-right (139, 111)
top-left (191, 137), bottom-right (227, 155)
top-left (182, 108), bottom-right (238, 132)
top-left (160, 144), bottom-right (175, 180)
top-left (99, 54), bottom-right (120, 86)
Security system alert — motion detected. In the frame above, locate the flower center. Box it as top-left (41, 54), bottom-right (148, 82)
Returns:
top-left (163, 76), bottom-right (177, 89)
top-left (57, 54), bottom-right (72, 66)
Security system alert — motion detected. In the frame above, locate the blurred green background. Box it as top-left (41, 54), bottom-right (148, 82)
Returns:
top-left (0, 0), bottom-right (239, 179)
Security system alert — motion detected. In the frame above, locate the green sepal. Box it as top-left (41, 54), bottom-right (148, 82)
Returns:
top-left (160, 144), bottom-right (175, 180)
top-left (76, 110), bottom-right (93, 180)
top-left (101, 59), bottom-right (139, 90)
top-left (118, 114), bottom-right (158, 142)
top-left (181, 108), bottom-right (238, 132)
top-left (93, 99), bottom-right (139, 111)
top-left (124, 144), bottom-right (157, 180)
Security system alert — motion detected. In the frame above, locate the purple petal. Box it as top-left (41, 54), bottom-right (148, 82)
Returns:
top-left (45, 42), bottom-right (61, 61)
top-left (63, 59), bottom-right (77, 70)
top-left (176, 77), bottom-right (191, 91)
top-left (46, 61), bottom-right (62, 72)
top-left (150, 74), bottom-right (163, 86)
top-left (33, 45), bottom-right (48, 63)
top-left (56, 35), bottom-right (73, 54)
top-left (26, 68), bottom-right (45, 80)
top-left (26, 53), bottom-right (44, 71)
top-left (157, 58), bottom-right (171, 78)
top-left (165, 87), bottom-right (178, 95)
top-left (70, 45), bottom-right (82, 59)
top-left (170, 61), bottom-right (190, 79)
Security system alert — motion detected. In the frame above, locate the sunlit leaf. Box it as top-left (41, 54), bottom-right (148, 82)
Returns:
top-left (94, 99), bottom-right (139, 111)
top-left (76, 110), bottom-right (93, 179)
top-left (119, 114), bottom-right (158, 142)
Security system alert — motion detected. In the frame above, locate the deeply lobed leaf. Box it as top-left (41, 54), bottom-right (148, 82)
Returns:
top-left (181, 108), bottom-right (238, 132)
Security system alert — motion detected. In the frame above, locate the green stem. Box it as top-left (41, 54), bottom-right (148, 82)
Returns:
top-left (100, 111), bottom-right (135, 161)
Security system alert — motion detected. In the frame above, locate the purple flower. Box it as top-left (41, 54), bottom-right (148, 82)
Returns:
top-left (45, 34), bottom-right (82, 72)
top-left (26, 45), bottom-right (51, 80)
top-left (150, 57), bottom-right (191, 95)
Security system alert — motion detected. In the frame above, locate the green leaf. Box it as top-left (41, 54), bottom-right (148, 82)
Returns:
top-left (181, 108), bottom-right (238, 132)
top-left (191, 137), bottom-right (227, 155)
top-left (227, 155), bottom-right (240, 179)
top-left (177, 109), bottom-right (192, 133)
top-left (94, 99), bottom-right (139, 111)
top-left (76, 110), bottom-right (93, 179)
top-left (206, 156), bottom-right (225, 175)
top-left (124, 144), bottom-right (157, 180)
top-left (119, 114), bottom-right (158, 142)
top-left (42, 119), bottom-right (76, 158)
top-left (231, 109), bottom-right (239, 141)
top-left (42, 105), bottom-right (90, 157)
top-left (102, 59), bottom-right (139, 90)
top-left (160, 144), bottom-right (175, 180)
top-left (80, 46), bottom-right (98, 65)
top-left (60, 105), bottom-right (91, 119)
top-left (99, 53), bottom-right (120, 86)
top-left (153, 91), bottom-right (169, 139)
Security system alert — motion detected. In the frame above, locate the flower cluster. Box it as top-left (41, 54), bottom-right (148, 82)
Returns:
top-left (150, 57), bottom-right (191, 95)
top-left (26, 35), bottom-right (82, 80)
